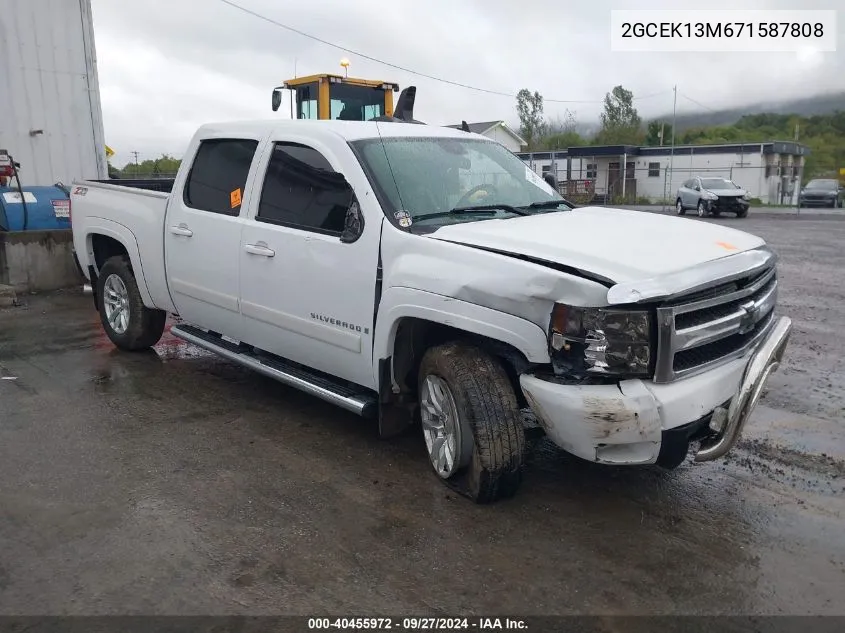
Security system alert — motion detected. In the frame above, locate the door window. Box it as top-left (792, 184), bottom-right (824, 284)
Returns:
top-left (257, 142), bottom-right (354, 235)
top-left (183, 139), bottom-right (258, 215)
top-left (295, 83), bottom-right (319, 120)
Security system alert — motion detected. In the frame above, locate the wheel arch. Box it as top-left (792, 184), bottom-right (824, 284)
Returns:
top-left (373, 288), bottom-right (550, 409)
top-left (85, 221), bottom-right (154, 307)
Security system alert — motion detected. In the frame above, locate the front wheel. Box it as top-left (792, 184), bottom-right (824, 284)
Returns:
top-left (97, 256), bottom-right (167, 351)
top-left (697, 200), bottom-right (709, 217)
top-left (736, 208), bottom-right (748, 218)
top-left (676, 199), bottom-right (685, 215)
top-left (417, 342), bottom-right (525, 503)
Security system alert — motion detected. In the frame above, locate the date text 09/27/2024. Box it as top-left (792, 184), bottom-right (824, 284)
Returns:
top-left (307, 618), bottom-right (528, 630)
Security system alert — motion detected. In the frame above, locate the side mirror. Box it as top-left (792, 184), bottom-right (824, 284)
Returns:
top-left (271, 88), bottom-right (282, 112)
top-left (694, 185), bottom-right (701, 191)
top-left (543, 172), bottom-right (557, 190)
top-left (340, 197), bottom-right (365, 244)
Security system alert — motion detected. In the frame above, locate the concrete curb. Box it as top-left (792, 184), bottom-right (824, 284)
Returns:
top-left (0, 284), bottom-right (17, 307)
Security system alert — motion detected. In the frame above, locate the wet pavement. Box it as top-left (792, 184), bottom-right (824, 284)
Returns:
top-left (1, 216), bottom-right (844, 616)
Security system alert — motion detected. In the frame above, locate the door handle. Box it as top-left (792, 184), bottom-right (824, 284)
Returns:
top-left (169, 224), bottom-right (193, 237)
top-left (245, 243), bottom-right (275, 257)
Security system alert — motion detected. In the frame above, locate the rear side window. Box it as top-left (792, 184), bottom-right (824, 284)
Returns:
top-left (257, 142), bottom-right (353, 235)
top-left (183, 139), bottom-right (258, 215)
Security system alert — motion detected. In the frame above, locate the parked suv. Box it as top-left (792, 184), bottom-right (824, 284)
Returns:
top-left (799, 179), bottom-right (844, 208)
top-left (676, 177), bottom-right (751, 218)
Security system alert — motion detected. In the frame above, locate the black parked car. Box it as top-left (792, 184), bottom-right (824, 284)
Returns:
top-left (799, 179), bottom-right (844, 208)
top-left (676, 176), bottom-right (750, 218)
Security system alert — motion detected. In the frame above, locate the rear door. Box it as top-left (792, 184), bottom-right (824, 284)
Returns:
top-left (238, 138), bottom-right (381, 389)
top-left (164, 137), bottom-right (262, 339)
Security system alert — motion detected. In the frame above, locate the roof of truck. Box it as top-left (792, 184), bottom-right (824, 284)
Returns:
top-left (194, 119), bottom-right (489, 143)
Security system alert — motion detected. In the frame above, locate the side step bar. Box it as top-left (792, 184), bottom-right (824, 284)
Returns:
top-left (170, 324), bottom-right (378, 418)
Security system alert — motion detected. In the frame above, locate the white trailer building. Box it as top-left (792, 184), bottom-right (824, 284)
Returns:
top-left (0, 0), bottom-right (107, 186)
top-left (519, 141), bottom-right (809, 205)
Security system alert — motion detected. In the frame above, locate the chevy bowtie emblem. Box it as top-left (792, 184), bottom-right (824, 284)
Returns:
top-left (738, 300), bottom-right (760, 334)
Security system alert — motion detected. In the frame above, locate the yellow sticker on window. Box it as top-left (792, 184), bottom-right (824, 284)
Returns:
top-left (230, 188), bottom-right (242, 208)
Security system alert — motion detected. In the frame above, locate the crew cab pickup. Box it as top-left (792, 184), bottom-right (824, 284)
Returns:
top-left (70, 119), bottom-right (792, 502)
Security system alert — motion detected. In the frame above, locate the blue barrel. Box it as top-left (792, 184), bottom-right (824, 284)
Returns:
top-left (0, 185), bottom-right (71, 231)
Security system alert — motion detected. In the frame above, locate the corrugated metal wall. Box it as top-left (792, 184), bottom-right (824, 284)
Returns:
top-left (0, 0), bottom-right (107, 186)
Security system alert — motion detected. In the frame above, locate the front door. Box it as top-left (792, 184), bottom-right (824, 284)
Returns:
top-left (164, 137), bottom-right (261, 339)
top-left (238, 139), bottom-right (380, 389)
top-left (679, 179), bottom-right (695, 207)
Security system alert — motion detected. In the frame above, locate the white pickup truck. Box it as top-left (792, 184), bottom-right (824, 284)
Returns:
top-left (70, 117), bottom-right (791, 503)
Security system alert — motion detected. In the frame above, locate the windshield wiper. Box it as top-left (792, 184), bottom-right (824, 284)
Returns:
top-left (519, 199), bottom-right (577, 211)
top-left (415, 204), bottom-right (529, 221)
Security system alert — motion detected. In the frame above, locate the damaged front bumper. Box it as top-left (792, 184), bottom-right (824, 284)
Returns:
top-left (519, 315), bottom-right (792, 466)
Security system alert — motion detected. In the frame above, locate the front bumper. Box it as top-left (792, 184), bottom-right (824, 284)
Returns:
top-left (704, 197), bottom-right (750, 213)
top-left (799, 197), bottom-right (838, 207)
top-left (520, 315), bottom-right (792, 465)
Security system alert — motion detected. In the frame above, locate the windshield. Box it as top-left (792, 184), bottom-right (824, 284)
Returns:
top-left (330, 83), bottom-right (384, 121)
top-left (700, 178), bottom-right (736, 190)
top-left (805, 179), bottom-right (837, 190)
top-left (351, 135), bottom-right (569, 227)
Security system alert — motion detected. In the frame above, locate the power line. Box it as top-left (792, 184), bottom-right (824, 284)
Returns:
top-left (217, 0), bottom-right (669, 105)
top-left (677, 91), bottom-right (718, 112)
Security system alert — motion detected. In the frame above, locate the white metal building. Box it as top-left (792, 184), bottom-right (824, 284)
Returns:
top-left (518, 141), bottom-right (810, 205)
top-left (445, 121), bottom-right (527, 153)
top-left (0, 0), bottom-right (107, 186)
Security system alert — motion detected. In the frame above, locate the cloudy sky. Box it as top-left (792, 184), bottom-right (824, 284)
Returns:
top-left (89, 0), bottom-right (844, 168)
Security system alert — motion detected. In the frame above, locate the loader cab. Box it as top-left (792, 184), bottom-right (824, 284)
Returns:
top-left (272, 74), bottom-right (399, 121)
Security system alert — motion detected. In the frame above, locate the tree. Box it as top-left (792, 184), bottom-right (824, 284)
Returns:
top-left (119, 154), bottom-right (181, 178)
top-left (644, 120), bottom-right (673, 146)
top-left (516, 89), bottom-right (545, 149)
top-left (597, 85), bottom-right (642, 144)
top-left (541, 110), bottom-right (585, 149)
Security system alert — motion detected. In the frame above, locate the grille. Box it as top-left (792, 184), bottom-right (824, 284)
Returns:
top-left (675, 275), bottom-right (777, 330)
top-left (654, 265), bottom-right (778, 383)
top-left (673, 310), bottom-right (774, 372)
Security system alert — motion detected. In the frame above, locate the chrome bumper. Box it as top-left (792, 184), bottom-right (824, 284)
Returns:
top-left (694, 315), bottom-right (792, 462)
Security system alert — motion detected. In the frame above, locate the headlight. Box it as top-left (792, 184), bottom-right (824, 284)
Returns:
top-left (549, 304), bottom-right (653, 378)
top-left (702, 191), bottom-right (718, 201)
top-left (742, 193), bottom-right (751, 201)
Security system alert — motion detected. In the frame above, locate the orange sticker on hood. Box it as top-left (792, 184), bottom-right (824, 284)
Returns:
top-left (716, 241), bottom-right (738, 251)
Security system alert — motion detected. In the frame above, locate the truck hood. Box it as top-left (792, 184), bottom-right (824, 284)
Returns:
top-left (425, 206), bottom-right (765, 284)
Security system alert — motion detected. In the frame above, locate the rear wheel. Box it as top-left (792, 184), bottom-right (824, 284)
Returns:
top-left (697, 200), bottom-right (708, 217)
top-left (675, 199), bottom-right (685, 215)
top-left (97, 256), bottom-right (166, 351)
top-left (417, 342), bottom-right (525, 503)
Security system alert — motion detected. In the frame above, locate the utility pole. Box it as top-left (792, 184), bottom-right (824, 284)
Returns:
top-left (666, 85), bottom-right (677, 209)
top-left (131, 151), bottom-right (140, 178)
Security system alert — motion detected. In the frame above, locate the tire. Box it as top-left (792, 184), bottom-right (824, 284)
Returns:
top-left (697, 200), bottom-right (708, 217)
top-left (417, 342), bottom-right (525, 503)
top-left (96, 255), bottom-right (166, 351)
top-left (675, 199), bottom-right (685, 215)
top-left (736, 208), bottom-right (748, 218)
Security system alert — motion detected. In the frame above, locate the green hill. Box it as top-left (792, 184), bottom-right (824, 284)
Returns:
top-left (675, 111), bottom-right (844, 181)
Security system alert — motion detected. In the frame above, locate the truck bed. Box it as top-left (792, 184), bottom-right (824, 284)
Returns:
top-left (70, 178), bottom-right (175, 314)
top-left (89, 178), bottom-right (175, 193)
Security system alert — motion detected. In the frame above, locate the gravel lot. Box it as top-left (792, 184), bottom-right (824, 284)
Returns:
top-left (1, 214), bottom-right (844, 617)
